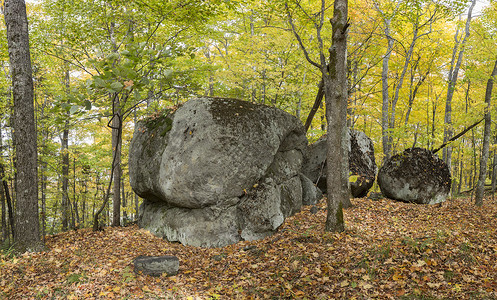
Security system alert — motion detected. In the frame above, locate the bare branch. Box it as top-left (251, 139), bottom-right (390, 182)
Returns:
top-left (285, 3), bottom-right (321, 69)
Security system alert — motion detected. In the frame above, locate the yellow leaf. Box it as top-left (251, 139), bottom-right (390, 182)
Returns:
top-left (142, 286), bottom-right (151, 292)
top-left (340, 280), bottom-right (349, 287)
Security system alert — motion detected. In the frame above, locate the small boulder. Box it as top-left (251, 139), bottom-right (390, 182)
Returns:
top-left (377, 147), bottom-right (451, 204)
top-left (133, 255), bottom-right (179, 277)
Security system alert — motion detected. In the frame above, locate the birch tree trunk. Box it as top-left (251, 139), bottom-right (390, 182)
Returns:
top-left (4, 0), bottom-right (45, 253)
top-left (442, 0), bottom-right (476, 169)
top-left (475, 59), bottom-right (497, 206)
top-left (380, 19), bottom-right (394, 160)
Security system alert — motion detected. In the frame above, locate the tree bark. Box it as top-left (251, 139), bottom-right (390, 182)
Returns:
top-left (0, 130), bottom-right (7, 241)
top-left (492, 133), bottom-right (497, 197)
top-left (475, 59), bottom-right (497, 206)
top-left (111, 99), bottom-right (122, 226)
top-left (380, 19), bottom-right (394, 160)
top-left (304, 80), bottom-right (324, 132)
top-left (61, 118), bottom-right (70, 231)
top-left (0, 163), bottom-right (14, 242)
top-left (324, 0), bottom-right (349, 232)
top-left (4, 0), bottom-right (45, 253)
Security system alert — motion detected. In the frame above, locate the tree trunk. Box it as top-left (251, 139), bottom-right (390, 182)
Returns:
top-left (324, 0), bottom-right (349, 232)
top-left (492, 133), bottom-right (497, 197)
top-left (40, 160), bottom-right (47, 241)
top-left (304, 80), bottom-right (324, 132)
top-left (475, 59), bottom-right (497, 206)
top-left (0, 130), bottom-right (7, 242)
top-left (61, 119), bottom-right (70, 231)
top-left (121, 177), bottom-right (127, 224)
top-left (1, 164), bottom-right (15, 242)
top-left (1, 177), bottom-right (5, 241)
top-left (4, 0), bottom-right (44, 253)
top-left (111, 99), bottom-right (122, 227)
top-left (73, 157), bottom-right (79, 227)
top-left (442, 0), bottom-right (476, 169)
top-left (380, 20), bottom-right (394, 160)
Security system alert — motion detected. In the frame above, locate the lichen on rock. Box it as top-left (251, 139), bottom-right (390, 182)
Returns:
top-left (129, 97), bottom-right (320, 247)
top-left (377, 147), bottom-right (451, 204)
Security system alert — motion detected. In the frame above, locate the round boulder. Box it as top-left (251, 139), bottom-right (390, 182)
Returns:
top-left (377, 147), bottom-right (451, 204)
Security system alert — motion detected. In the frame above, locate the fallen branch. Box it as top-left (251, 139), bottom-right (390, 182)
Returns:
top-left (432, 117), bottom-right (484, 154)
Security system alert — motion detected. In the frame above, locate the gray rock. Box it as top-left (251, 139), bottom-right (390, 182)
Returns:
top-left (133, 255), bottom-right (179, 277)
top-left (301, 138), bottom-right (327, 191)
top-left (349, 130), bottom-right (377, 198)
top-left (300, 173), bottom-right (322, 206)
top-left (130, 97), bottom-right (320, 247)
top-left (377, 147), bottom-right (451, 204)
top-left (138, 201), bottom-right (240, 247)
top-left (301, 129), bottom-right (377, 197)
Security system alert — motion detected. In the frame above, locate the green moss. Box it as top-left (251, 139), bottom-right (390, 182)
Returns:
top-left (144, 109), bottom-right (174, 136)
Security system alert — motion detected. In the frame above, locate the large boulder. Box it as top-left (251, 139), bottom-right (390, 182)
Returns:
top-left (377, 147), bottom-right (451, 204)
top-left (301, 130), bottom-right (377, 197)
top-left (129, 97), bottom-right (320, 247)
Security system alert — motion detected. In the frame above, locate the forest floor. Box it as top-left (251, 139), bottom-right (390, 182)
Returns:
top-left (1, 195), bottom-right (497, 300)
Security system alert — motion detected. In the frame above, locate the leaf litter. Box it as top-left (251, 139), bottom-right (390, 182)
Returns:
top-left (1, 196), bottom-right (496, 299)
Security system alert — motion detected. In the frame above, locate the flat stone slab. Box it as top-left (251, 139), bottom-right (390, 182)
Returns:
top-left (133, 255), bottom-right (179, 277)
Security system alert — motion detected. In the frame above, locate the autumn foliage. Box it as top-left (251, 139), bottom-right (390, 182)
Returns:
top-left (1, 195), bottom-right (496, 299)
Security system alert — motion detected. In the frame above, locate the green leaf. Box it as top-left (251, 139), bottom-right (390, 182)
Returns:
top-left (110, 81), bottom-right (123, 92)
top-left (70, 105), bottom-right (79, 114)
top-left (133, 89), bottom-right (141, 100)
top-left (93, 77), bottom-right (106, 88)
top-left (84, 100), bottom-right (92, 110)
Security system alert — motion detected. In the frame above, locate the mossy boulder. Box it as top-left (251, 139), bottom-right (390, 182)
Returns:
top-left (129, 97), bottom-right (320, 247)
top-left (377, 147), bottom-right (451, 204)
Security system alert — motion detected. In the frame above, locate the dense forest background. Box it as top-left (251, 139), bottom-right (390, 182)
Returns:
top-left (0, 0), bottom-right (496, 243)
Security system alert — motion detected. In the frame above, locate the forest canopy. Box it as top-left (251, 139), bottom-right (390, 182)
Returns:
top-left (0, 0), bottom-right (496, 240)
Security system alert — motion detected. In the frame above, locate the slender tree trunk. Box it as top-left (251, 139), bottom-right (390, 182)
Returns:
top-left (0, 130), bottom-right (7, 242)
top-left (40, 160), bottom-right (47, 241)
top-left (1, 179), bottom-right (5, 242)
top-left (4, 0), bottom-right (44, 253)
top-left (304, 80), bottom-right (324, 132)
top-left (380, 22), bottom-right (393, 159)
top-left (442, 0), bottom-right (476, 169)
top-left (389, 25), bottom-right (419, 151)
top-left (73, 157), bottom-right (79, 227)
top-left (325, 0), bottom-right (349, 232)
top-left (121, 177), bottom-right (127, 224)
top-left (61, 118), bottom-right (70, 231)
top-left (492, 133), bottom-right (497, 197)
top-left (1, 166), bottom-right (15, 242)
top-left (475, 59), bottom-right (497, 206)
top-left (111, 99), bottom-right (122, 226)
top-left (373, 0), bottom-right (400, 160)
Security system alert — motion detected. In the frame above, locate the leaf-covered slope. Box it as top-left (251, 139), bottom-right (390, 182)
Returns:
top-left (1, 196), bottom-right (496, 299)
